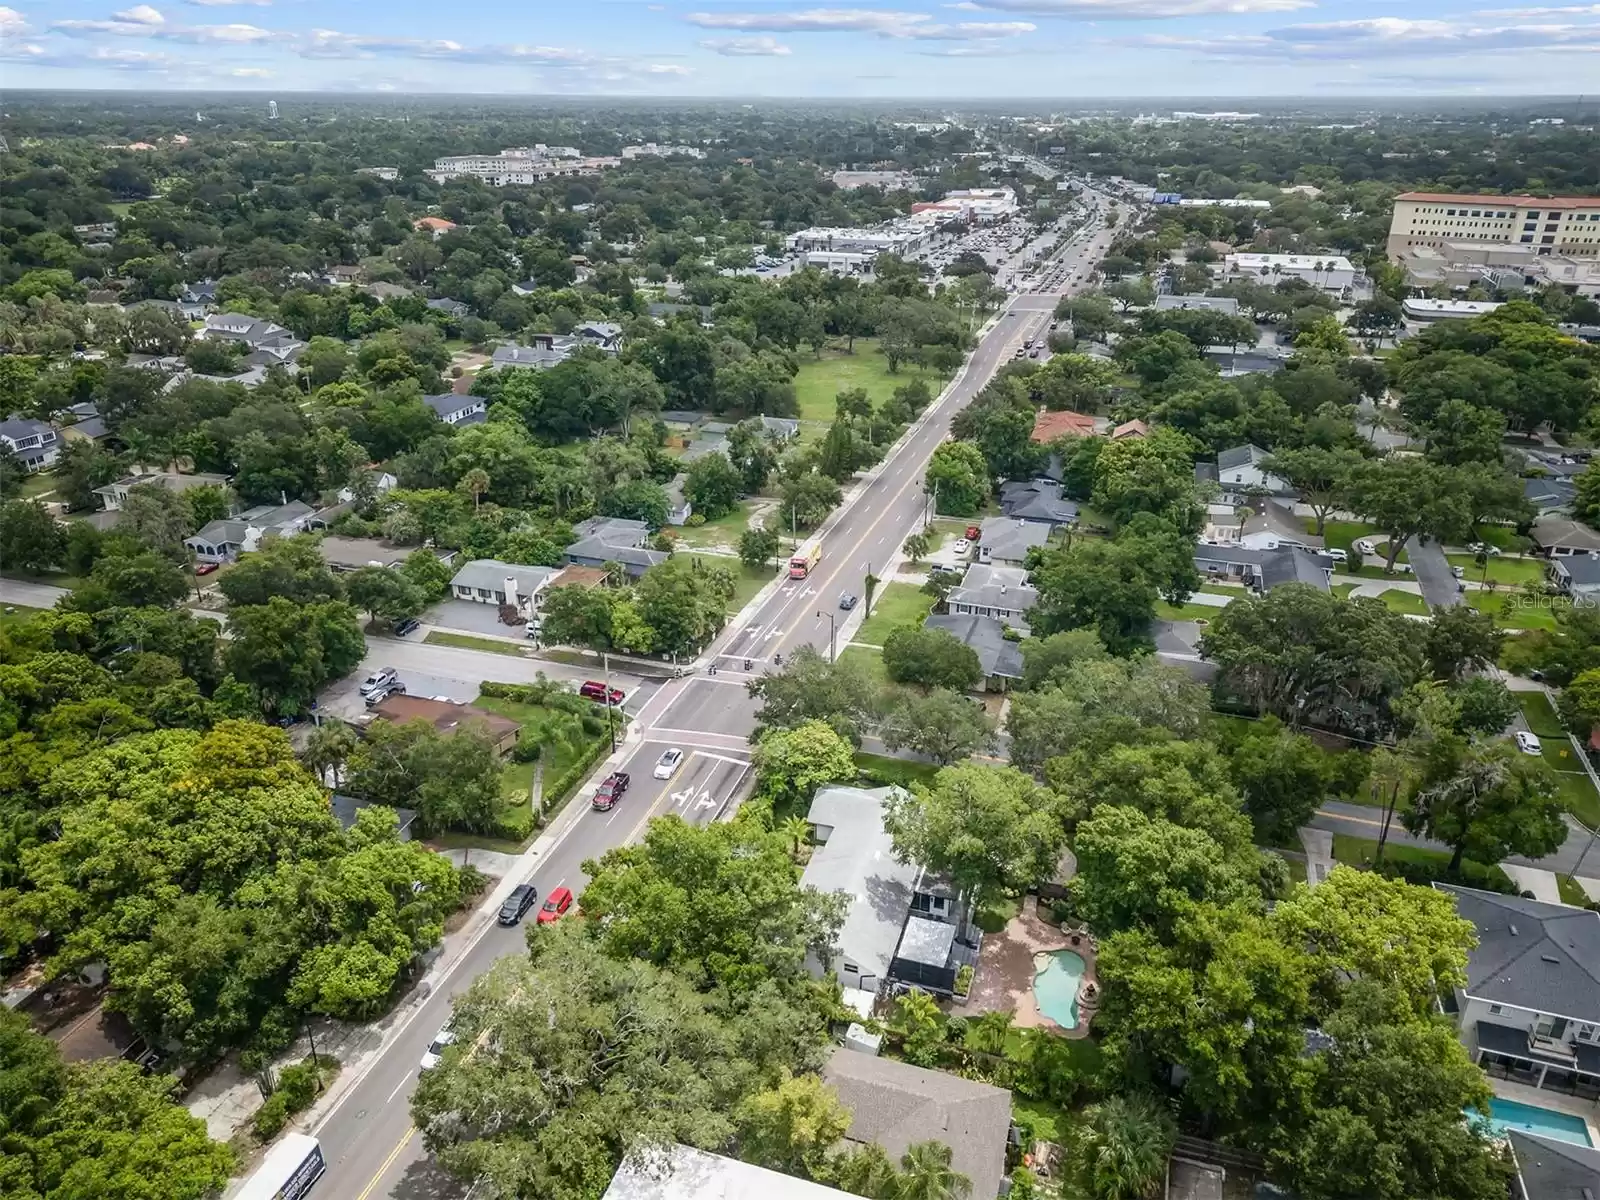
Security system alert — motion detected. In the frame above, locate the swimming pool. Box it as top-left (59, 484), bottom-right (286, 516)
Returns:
top-left (1473, 1097), bottom-right (1595, 1147)
top-left (1033, 950), bottom-right (1085, 1030)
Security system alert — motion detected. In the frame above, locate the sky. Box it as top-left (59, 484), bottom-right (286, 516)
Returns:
top-left (2, 0), bottom-right (1599, 97)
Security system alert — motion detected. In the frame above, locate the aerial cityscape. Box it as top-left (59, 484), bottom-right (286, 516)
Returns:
top-left (0, 72), bottom-right (1599, 1200)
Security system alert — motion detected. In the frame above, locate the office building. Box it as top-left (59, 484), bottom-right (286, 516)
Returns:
top-left (1387, 192), bottom-right (1600, 259)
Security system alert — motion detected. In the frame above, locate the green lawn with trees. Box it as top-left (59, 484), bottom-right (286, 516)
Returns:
top-left (791, 338), bottom-right (944, 425)
top-left (854, 581), bottom-right (936, 645)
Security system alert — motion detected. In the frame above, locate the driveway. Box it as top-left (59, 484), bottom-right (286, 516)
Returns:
top-left (422, 598), bottom-right (529, 638)
top-left (1408, 536), bottom-right (1461, 609)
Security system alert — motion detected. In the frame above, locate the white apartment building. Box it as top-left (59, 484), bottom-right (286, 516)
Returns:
top-left (1223, 252), bottom-right (1356, 293)
top-left (621, 143), bottom-right (704, 160)
top-left (1387, 192), bottom-right (1600, 259)
top-left (427, 147), bottom-right (617, 186)
top-left (787, 224), bottom-right (930, 256)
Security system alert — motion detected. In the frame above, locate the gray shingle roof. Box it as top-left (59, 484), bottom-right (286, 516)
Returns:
top-left (924, 613), bottom-right (1025, 680)
top-left (1532, 515), bottom-right (1600, 553)
top-left (449, 559), bottom-right (559, 597)
top-left (1217, 443), bottom-right (1268, 471)
top-left (978, 516), bottom-right (1051, 563)
top-left (572, 516), bottom-right (650, 545)
top-left (564, 536), bottom-right (667, 571)
top-left (423, 393), bottom-right (482, 419)
top-left (822, 1049), bottom-right (1013, 1200)
top-left (801, 785), bottom-right (918, 986)
top-left (1509, 1130), bottom-right (1600, 1200)
top-left (946, 564), bottom-right (1037, 617)
top-left (1438, 883), bottom-right (1600, 1023)
top-left (998, 480), bottom-right (1079, 526)
top-left (1554, 555), bottom-right (1600, 586)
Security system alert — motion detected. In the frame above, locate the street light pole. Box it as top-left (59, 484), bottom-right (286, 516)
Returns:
top-left (817, 610), bottom-right (837, 663)
top-left (602, 650), bottom-right (617, 753)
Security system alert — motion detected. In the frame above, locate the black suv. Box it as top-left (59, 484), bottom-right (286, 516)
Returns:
top-left (498, 883), bottom-right (537, 926)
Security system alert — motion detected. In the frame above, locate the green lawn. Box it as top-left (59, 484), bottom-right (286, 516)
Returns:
top-left (790, 338), bottom-right (944, 426)
top-left (1517, 690), bottom-right (1566, 738)
top-left (1553, 772), bottom-right (1600, 829)
top-left (0, 604), bottom-right (44, 629)
top-left (1558, 874), bottom-right (1594, 907)
top-left (1447, 554), bottom-right (1546, 587)
top-left (1372, 589), bottom-right (1429, 616)
top-left (667, 503), bottom-right (754, 550)
top-left (1469, 589), bottom-right (1564, 631)
top-left (472, 693), bottom-right (610, 801)
top-left (679, 553), bottom-right (775, 614)
top-left (1011, 1097), bottom-right (1075, 1147)
top-left (854, 751), bottom-right (941, 789)
top-left (1315, 520), bottom-right (1383, 553)
top-left (856, 582), bottom-right (936, 645)
top-left (424, 631), bottom-right (530, 657)
top-left (17, 473), bottom-right (58, 500)
top-left (1154, 600), bottom-right (1227, 621)
top-left (1330, 834), bottom-right (1515, 890)
top-left (838, 644), bottom-right (887, 684)
top-left (1519, 696), bottom-right (1600, 822)
top-left (1470, 525), bottom-right (1533, 554)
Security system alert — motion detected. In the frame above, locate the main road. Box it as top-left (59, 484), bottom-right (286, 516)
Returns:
top-left (304, 196), bottom-right (1120, 1200)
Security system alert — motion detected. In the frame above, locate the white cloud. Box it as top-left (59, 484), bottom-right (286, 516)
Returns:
top-left (0, 5), bottom-right (31, 34)
top-left (700, 34), bottom-right (794, 54)
top-left (1129, 14), bottom-right (1600, 57)
top-left (115, 5), bottom-right (165, 24)
top-left (53, 6), bottom-right (276, 42)
top-left (187, 0), bottom-right (272, 6)
top-left (229, 64), bottom-right (271, 74)
top-left (646, 62), bottom-right (694, 73)
top-left (684, 7), bottom-right (1035, 38)
top-left (1475, 2), bottom-right (1600, 12)
top-left (959, 0), bottom-right (1309, 14)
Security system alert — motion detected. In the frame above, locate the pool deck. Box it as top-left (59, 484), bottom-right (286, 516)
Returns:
top-left (949, 896), bottom-right (1099, 1039)
top-left (1487, 1078), bottom-right (1600, 1147)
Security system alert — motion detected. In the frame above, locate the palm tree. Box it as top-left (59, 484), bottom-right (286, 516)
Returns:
top-left (898, 1141), bottom-right (971, 1200)
top-left (300, 722), bottom-right (359, 788)
top-left (832, 1143), bottom-right (902, 1200)
top-left (460, 467), bottom-right (490, 513)
top-left (964, 1008), bottom-right (1013, 1057)
top-left (1077, 1094), bottom-right (1175, 1200)
top-left (779, 815), bottom-right (811, 860)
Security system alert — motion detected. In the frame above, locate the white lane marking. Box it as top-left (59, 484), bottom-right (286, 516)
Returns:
top-left (385, 1074), bottom-right (412, 1104)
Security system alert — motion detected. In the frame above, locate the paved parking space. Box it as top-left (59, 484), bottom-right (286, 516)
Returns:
top-left (423, 598), bottom-right (531, 638)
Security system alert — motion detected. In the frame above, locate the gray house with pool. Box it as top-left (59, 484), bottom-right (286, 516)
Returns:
top-left (1435, 884), bottom-right (1600, 1102)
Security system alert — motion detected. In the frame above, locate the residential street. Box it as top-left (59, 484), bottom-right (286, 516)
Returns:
top-left (1407, 535), bottom-right (1461, 610)
top-left (1311, 799), bottom-right (1600, 878)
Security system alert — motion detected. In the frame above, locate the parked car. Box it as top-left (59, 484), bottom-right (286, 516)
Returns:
top-left (591, 771), bottom-right (631, 811)
top-left (1514, 731), bottom-right (1543, 756)
top-left (420, 1026), bottom-right (455, 1071)
top-left (965, 524), bottom-right (981, 539)
top-left (498, 883), bottom-right (537, 925)
top-left (653, 749), bottom-right (684, 780)
top-left (1323, 548), bottom-right (1348, 563)
top-left (1466, 542), bottom-right (1502, 557)
top-left (839, 592), bottom-right (858, 611)
top-left (365, 681), bottom-right (405, 708)
top-left (393, 616), bottom-right (421, 637)
top-left (1353, 539), bottom-right (1377, 556)
top-left (1452, 565), bottom-right (1466, 579)
top-left (952, 538), bottom-right (972, 557)
top-left (537, 886), bottom-right (574, 924)
top-left (194, 561), bottom-right (219, 576)
top-left (578, 680), bottom-right (626, 706)
top-left (360, 667), bottom-right (398, 698)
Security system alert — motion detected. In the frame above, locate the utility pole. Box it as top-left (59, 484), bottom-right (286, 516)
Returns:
top-left (816, 610), bottom-right (837, 663)
top-left (602, 650), bottom-right (617, 752)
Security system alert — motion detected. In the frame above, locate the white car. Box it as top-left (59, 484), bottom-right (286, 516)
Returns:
top-left (653, 748), bottom-right (685, 780)
top-left (1353, 539), bottom-right (1377, 556)
top-left (359, 667), bottom-right (397, 698)
top-left (952, 538), bottom-right (972, 556)
top-left (1514, 731), bottom-right (1543, 756)
top-left (420, 1026), bottom-right (456, 1071)
top-left (1323, 548), bottom-right (1348, 563)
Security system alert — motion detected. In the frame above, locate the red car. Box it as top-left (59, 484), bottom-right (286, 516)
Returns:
top-left (591, 771), bottom-right (630, 812)
top-left (194, 562), bottom-right (219, 576)
top-left (537, 886), bottom-right (573, 924)
top-left (578, 680), bottom-right (626, 706)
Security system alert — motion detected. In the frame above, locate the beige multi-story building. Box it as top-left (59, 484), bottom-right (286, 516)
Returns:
top-left (1387, 191), bottom-right (1600, 259)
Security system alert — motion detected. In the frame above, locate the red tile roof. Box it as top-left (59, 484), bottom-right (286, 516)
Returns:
top-left (1112, 419), bottom-right (1149, 440)
top-left (1031, 409), bottom-right (1097, 443)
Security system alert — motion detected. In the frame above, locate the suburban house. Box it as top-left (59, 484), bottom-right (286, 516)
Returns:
top-left (998, 479), bottom-right (1079, 527)
top-left (413, 216), bottom-right (456, 237)
top-left (1549, 554), bottom-right (1600, 606)
top-left (93, 470), bottom-right (231, 513)
top-left (0, 417), bottom-right (61, 472)
top-left (1526, 475), bottom-right (1579, 514)
top-left (511, 279), bottom-right (541, 297)
top-left (317, 536), bottom-right (455, 573)
top-left (1435, 884), bottom-right (1600, 1102)
top-left (604, 1145), bottom-right (863, 1200)
top-left (822, 1050), bottom-right (1014, 1200)
top-left (1212, 443), bottom-right (1289, 501)
top-left (1193, 544), bottom-right (1333, 593)
top-left (1237, 500), bottom-right (1319, 551)
top-left (924, 613), bottom-right (1025, 690)
top-left (1111, 418), bottom-right (1148, 440)
top-left (679, 433), bottom-right (728, 464)
top-left (184, 500), bottom-right (317, 563)
top-left (178, 279), bottom-right (218, 319)
top-left (760, 415), bottom-right (801, 441)
top-left (369, 694), bottom-right (521, 756)
top-left (977, 516), bottom-right (1050, 567)
top-left (426, 297), bottom-right (471, 320)
top-left (574, 321), bottom-right (623, 353)
top-left (1030, 408), bottom-right (1097, 443)
top-left (424, 393), bottom-right (488, 427)
top-left (449, 559), bottom-right (560, 617)
top-left (564, 515), bottom-right (669, 578)
top-left (801, 786), bottom-right (979, 998)
top-left (492, 334), bottom-right (584, 371)
top-left (664, 475), bottom-right (693, 526)
top-left (59, 401), bottom-right (109, 444)
top-left (1203, 503), bottom-right (1244, 543)
top-left (201, 313), bottom-right (305, 365)
top-left (330, 794), bottom-right (417, 841)
top-left (1532, 514), bottom-right (1600, 558)
top-left (946, 563), bottom-right (1037, 626)
top-left (322, 266), bottom-right (364, 288)
top-left (1508, 1129), bottom-right (1600, 1200)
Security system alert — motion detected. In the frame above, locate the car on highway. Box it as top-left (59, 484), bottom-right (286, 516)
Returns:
top-left (498, 883), bottom-right (538, 925)
top-left (578, 680), bottom-right (626, 706)
top-left (592, 770), bottom-right (631, 810)
top-left (839, 592), bottom-right (858, 610)
top-left (360, 667), bottom-right (398, 697)
top-left (1514, 731), bottom-right (1543, 756)
top-left (537, 886), bottom-right (573, 924)
top-left (653, 748), bottom-right (684, 780)
top-left (952, 538), bottom-right (972, 557)
top-left (420, 1026), bottom-right (455, 1071)
top-left (393, 616), bottom-right (421, 637)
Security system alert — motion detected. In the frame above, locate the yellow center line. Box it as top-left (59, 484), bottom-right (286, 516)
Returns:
top-left (356, 1125), bottom-right (418, 1200)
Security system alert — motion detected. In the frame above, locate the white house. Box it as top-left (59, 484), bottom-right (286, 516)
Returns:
top-left (449, 559), bottom-right (560, 617)
top-left (93, 470), bottom-right (231, 513)
top-left (424, 393), bottom-right (487, 427)
top-left (1222, 252), bottom-right (1356, 293)
top-left (184, 500), bottom-right (316, 563)
top-left (0, 418), bottom-right (61, 472)
top-left (1214, 444), bottom-right (1290, 499)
